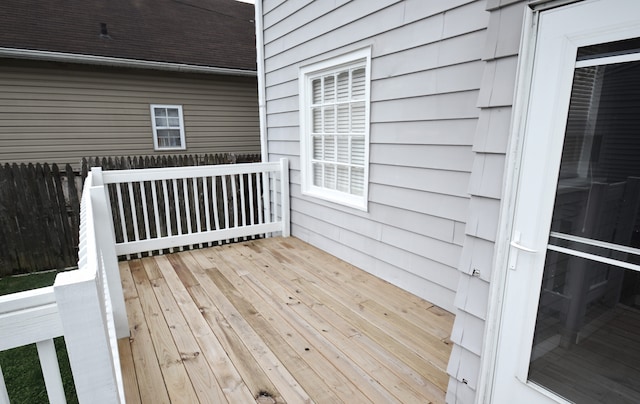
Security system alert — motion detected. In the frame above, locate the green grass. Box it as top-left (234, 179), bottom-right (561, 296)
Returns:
top-left (0, 271), bottom-right (78, 404)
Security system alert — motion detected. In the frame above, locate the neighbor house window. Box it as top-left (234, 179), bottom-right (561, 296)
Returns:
top-left (299, 48), bottom-right (371, 210)
top-left (150, 105), bottom-right (186, 150)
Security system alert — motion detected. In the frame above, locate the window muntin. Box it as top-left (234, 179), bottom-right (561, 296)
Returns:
top-left (300, 49), bottom-right (371, 210)
top-left (150, 105), bottom-right (186, 150)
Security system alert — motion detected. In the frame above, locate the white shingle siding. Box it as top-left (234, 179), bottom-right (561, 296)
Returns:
top-left (447, 1), bottom-right (528, 403)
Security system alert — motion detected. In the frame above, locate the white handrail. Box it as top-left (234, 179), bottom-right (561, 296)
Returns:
top-left (98, 159), bottom-right (290, 257)
top-left (0, 287), bottom-right (65, 404)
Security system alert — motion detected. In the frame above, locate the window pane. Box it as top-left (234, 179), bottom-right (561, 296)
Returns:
top-left (313, 163), bottom-right (323, 187)
top-left (529, 252), bottom-right (640, 403)
top-left (352, 68), bottom-right (366, 99)
top-left (551, 61), bottom-right (640, 247)
top-left (324, 135), bottom-right (336, 161)
top-left (337, 104), bottom-right (349, 133)
top-left (337, 136), bottom-right (349, 163)
top-left (156, 117), bottom-right (168, 127)
top-left (324, 106), bottom-right (336, 133)
top-left (324, 75), bottom-right (335, 102)
top-left (337, 165), bottom-right (349, 192)
top-left (352, 102), bottom-right (365, 133)
top-left (337, 71), bottom-right (349, 101)
top-left (324, 163), bottom-right (336, 189)
top-left (527, 57), bottom-right (640, 403)
top-left (168, 117), bottom-right (180, 127)
top-left (313, 136), bottom-right (323, 160)
top-left (167, 108), bottom-right (179, 117)
top-left (336, 136), bottom-right (349, 163)
top-left (312, 107), bottom-right (322, 133)
top-left (312, 79), bottom-right (322, 104)
top-left (154, 108), bottom-right (167, 118)
top-left (351, 136), bottom-right (365, 166)
top-left (157, 129), bottom-right (182, 147)
top-left (351, 167), bottom-right (364, 196)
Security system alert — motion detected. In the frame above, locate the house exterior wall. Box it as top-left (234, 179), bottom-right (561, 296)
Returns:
top-left (261, 0), bottom-right (491, 315)
top-left (0, 59), bottom-right (260, 167)
top-left (260, 0), bottom-right (531, 403)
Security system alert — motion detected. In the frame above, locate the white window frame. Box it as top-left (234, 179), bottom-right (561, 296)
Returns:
top-left (298, 47), bottom-right (372, 211)
top-left (150, 104), bottom-right (186, 150)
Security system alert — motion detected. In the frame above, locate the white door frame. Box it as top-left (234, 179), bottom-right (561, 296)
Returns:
top-left (478, 0), bottom-right (640, 402)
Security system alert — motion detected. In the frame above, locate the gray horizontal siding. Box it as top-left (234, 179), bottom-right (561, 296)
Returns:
top-left (0, 60), bottom-right (260, 167)
top-left (262, 0), bottom-right (491, 313)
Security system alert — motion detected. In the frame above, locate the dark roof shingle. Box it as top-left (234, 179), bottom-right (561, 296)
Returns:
top-left (0, 0), bottom-right (256, 71)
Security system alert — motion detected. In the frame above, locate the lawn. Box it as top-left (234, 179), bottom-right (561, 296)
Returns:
top-left (0, 270), bottom-right (78, 403)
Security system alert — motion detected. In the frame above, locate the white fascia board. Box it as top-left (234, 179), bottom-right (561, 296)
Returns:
top-left (0, 47), bottom-right (257, 77)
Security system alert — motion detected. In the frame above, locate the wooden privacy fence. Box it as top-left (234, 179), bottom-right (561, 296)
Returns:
top-left (0, 162), bottom-right (80, 275)
top-left (0, 153), bottom-right (260, 276)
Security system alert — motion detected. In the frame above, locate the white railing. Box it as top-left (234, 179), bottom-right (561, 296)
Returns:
top-left (0, 159), bottom-right (290, 403)
top-left (0, 170), bottom-right (128, 404)
top-left (97, 158), bottom-right (290, 257)
top-left (0, 287), bottom-right (65, 404)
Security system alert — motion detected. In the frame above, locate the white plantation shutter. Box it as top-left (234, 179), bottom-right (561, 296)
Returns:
top-left (302, 48), bottom-right (370, 210)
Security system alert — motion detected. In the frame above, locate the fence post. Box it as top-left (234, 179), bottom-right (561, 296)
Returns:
top-left (53, 271), bottom-right (122, 404)
top-left (280, 158), bottom-right (290, 237)
top-left (90, 168), bottom-right (129, 339)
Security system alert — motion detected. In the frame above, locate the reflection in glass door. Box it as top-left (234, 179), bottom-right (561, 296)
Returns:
top-left (528, 45), bottom-right (640, 403)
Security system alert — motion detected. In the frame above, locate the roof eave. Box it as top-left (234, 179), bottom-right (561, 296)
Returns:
top-left (0, 47), bottom-right (257, 77)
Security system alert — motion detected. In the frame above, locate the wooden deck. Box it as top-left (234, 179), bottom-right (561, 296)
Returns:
top-left (117, 237), bottom-right (454, 403)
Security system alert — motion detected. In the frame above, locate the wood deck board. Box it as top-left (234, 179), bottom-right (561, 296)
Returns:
top-left (233, 239), bottom-right (451, 390)
top-left (242, 241), bottom-right (447, 401)
top-left (217, 243), bottom-right (437, 403)
top-left (119, 237), bottom-right (454, 403)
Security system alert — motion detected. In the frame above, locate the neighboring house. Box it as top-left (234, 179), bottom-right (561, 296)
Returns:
top-left (0, 0), bottom-right (260, 167)
top-left (256, 0), bottom-right (640, 403)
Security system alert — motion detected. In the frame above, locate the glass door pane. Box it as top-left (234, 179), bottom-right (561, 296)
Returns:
top-left (528, 55), bottom-right (640, 403)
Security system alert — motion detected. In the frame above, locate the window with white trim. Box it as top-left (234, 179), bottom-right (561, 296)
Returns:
top-left (150, 104), bottom-right (186, 150)
top-left (299, 48), bottom-right (371, 210)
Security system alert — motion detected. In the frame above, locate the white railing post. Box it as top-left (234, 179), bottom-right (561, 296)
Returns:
top-left (90, 185), bottom-right (129, 338)
top-left (280, 158), bottom-right (290, 237)
top-left (0, 363), bottom-right (10, 404)
top-left (54, 271), bottom-right (121, 404)
top-left (36, 339), bottom-right (66, 404)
